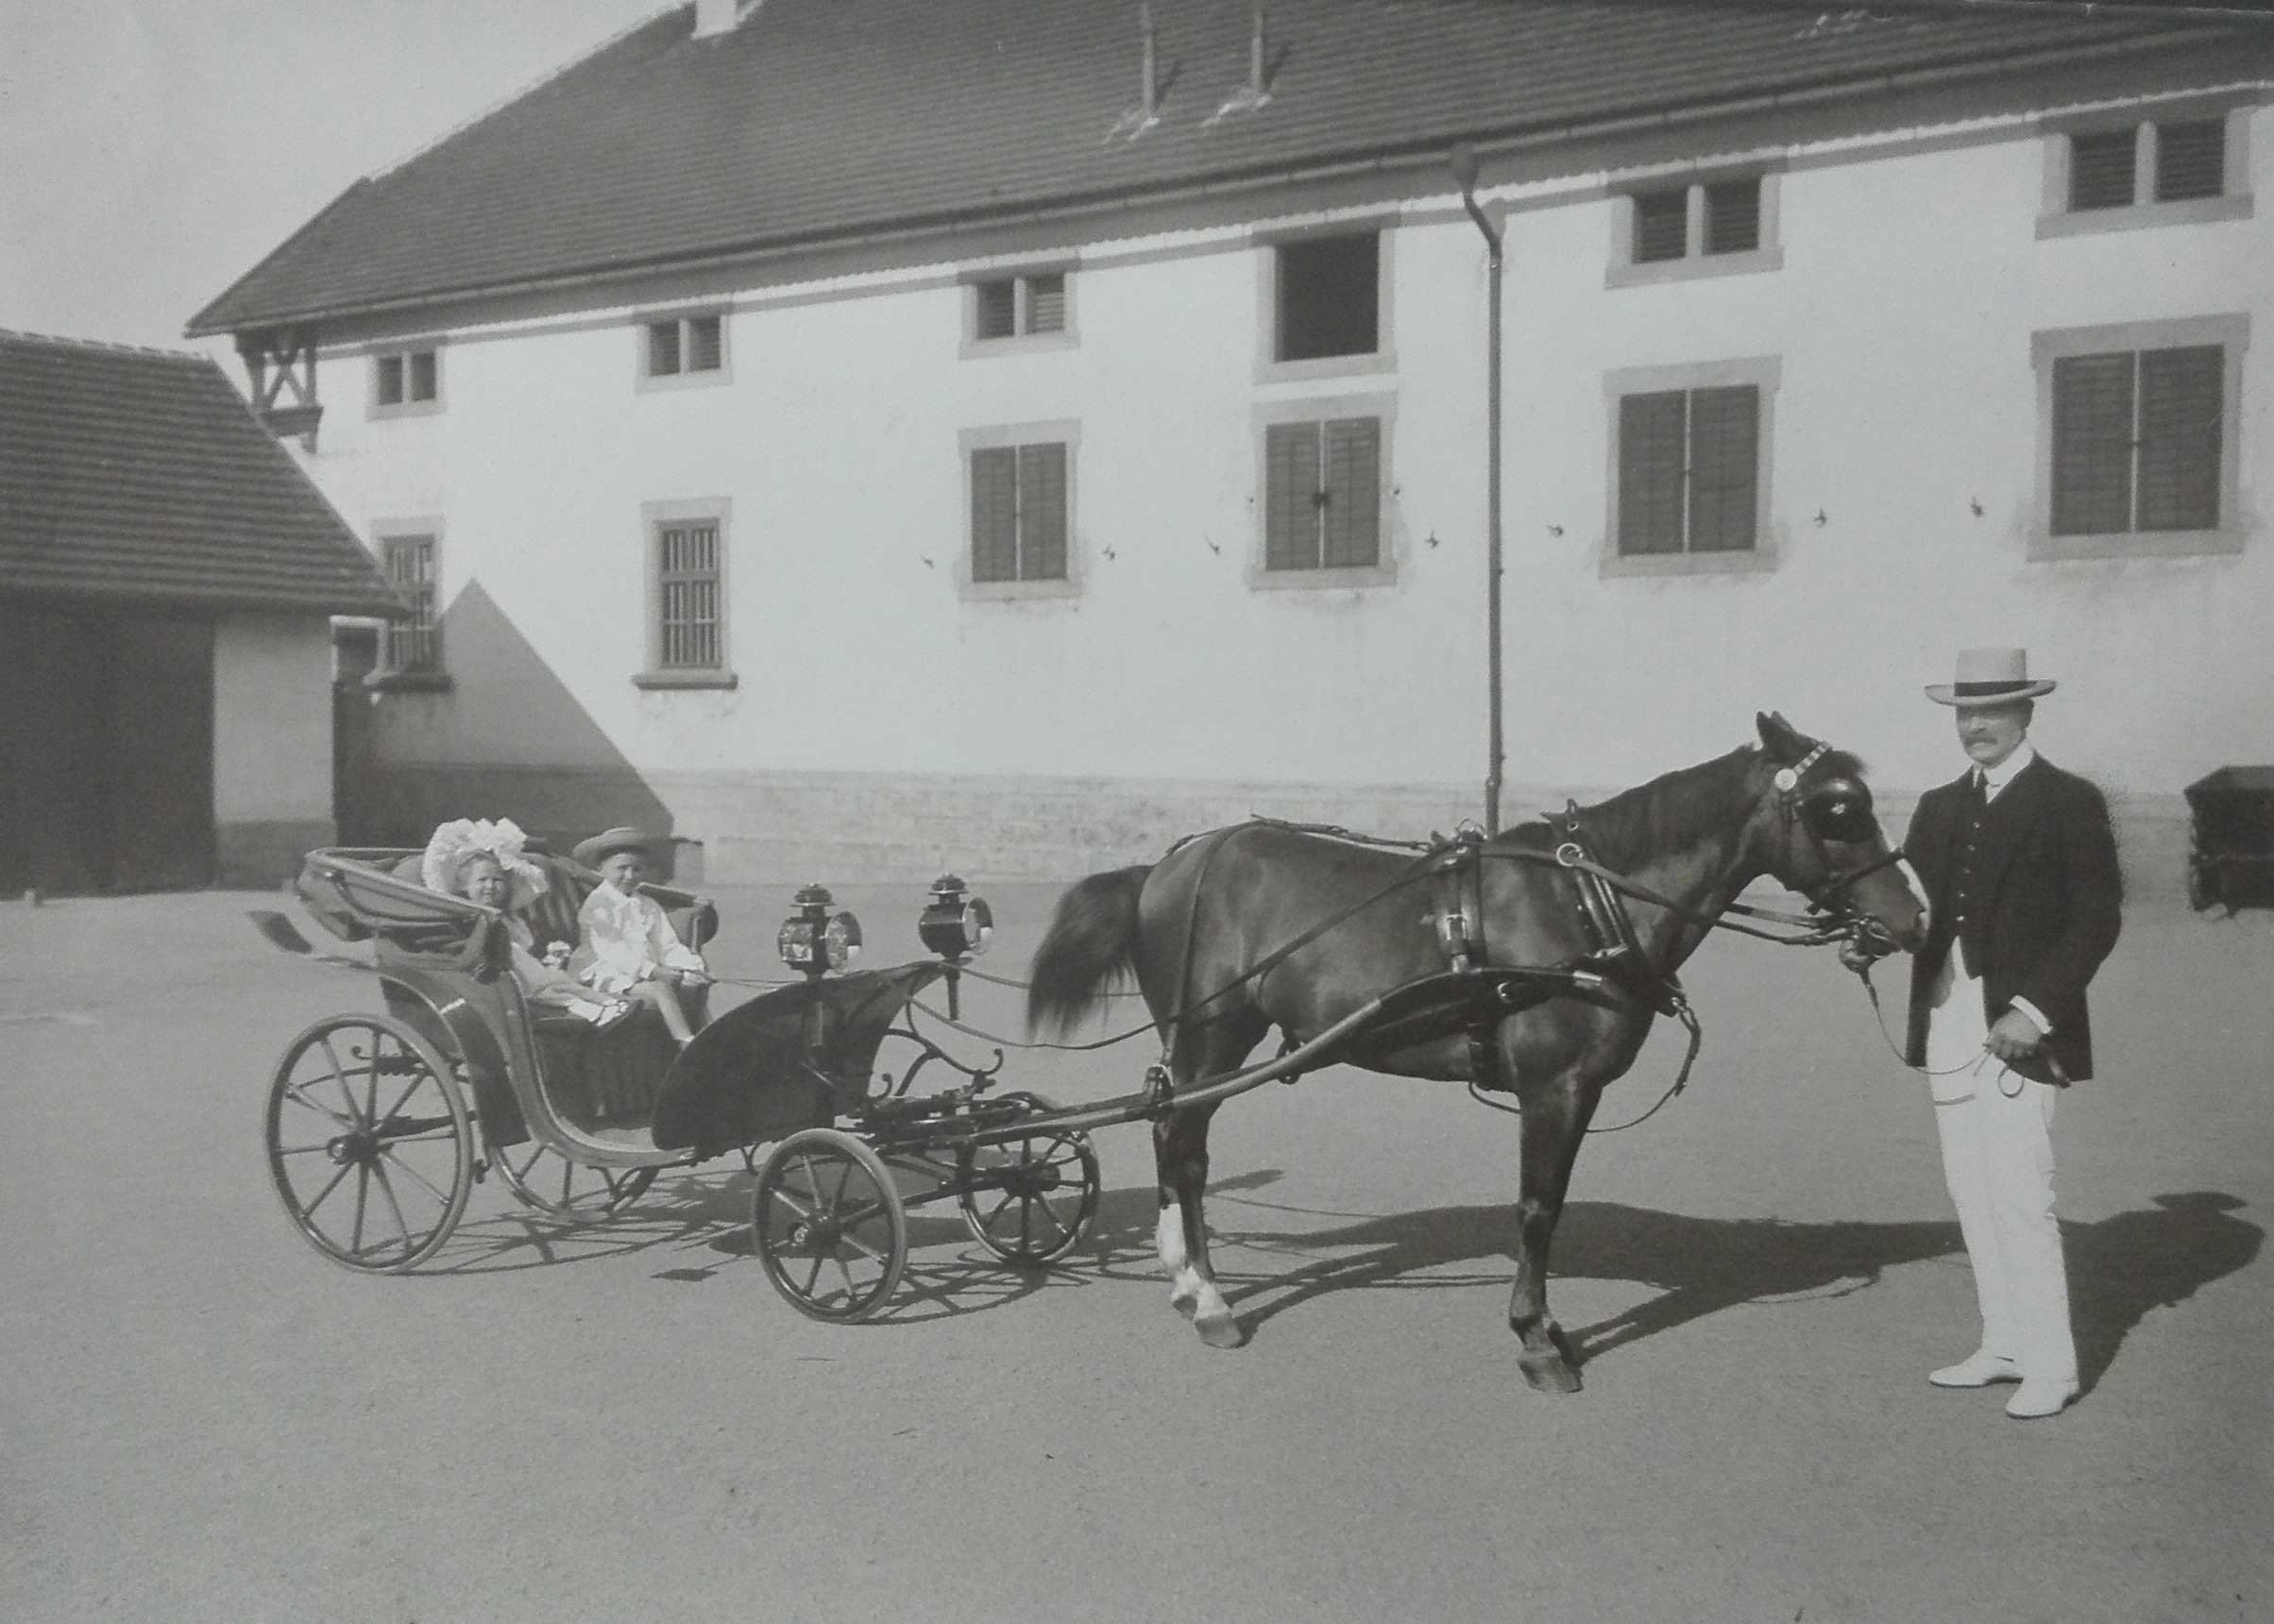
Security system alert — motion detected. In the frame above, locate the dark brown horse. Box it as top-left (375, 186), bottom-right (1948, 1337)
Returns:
top-left (1027, 714), bottom-right (1926, 1391)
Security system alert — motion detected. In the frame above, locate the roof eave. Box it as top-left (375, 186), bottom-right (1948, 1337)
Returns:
top-left (184, 22), bottom-right (2239, 338)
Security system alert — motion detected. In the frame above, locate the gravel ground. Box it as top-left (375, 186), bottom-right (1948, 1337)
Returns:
top-left (1, 877), bottom-right (2267, 1623)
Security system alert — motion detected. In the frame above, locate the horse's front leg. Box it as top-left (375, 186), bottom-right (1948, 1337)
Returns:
top-left (1154, 1099), bottom-right (1244, 1347)
top-left (1506, 1068), bottom-right (1602, 1394)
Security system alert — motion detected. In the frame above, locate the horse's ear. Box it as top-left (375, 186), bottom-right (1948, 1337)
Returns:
top-left (1756, 711), bottom-right (1805, 761)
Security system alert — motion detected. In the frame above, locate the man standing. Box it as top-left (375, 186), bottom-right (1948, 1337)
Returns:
top-left (1900, 648), bottom-right (2122, 1419)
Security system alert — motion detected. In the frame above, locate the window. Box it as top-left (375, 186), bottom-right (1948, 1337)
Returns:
top-left (973, 274), bottom-right (1066, 340)
top-left (378, 534), bottom-right (440, 675)
top-left (371, 347), bottom-right (440, 417)
top-left (970, 443), bottom-right (1068, 584)
top-left (1275, 233), bottom-right (1379, 363)
top-left (1264, 416), bottom-right (1382, 572)
top-left (2041, 109), bottom-right (2250, 237)
top-left (636, 500), bottom-right (736, 686)
top-left (1603, 358), bottom-right (1779, 573)
top-left (1611, 173), bottom-right (1779, 287)
top-left (2032, 315), bottom-right (2248, 558)
top-left (962, 269), bottom-right (1076, 355)
top-left (641, 313), bottom-right (727, 386)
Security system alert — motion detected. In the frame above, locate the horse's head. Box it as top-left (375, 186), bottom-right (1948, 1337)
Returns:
top-left (1748, 712), bottom-right (1926, 953)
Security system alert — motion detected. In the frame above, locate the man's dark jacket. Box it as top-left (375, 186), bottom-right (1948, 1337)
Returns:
top-left (1905, 753), bottom-right (2123, 1083)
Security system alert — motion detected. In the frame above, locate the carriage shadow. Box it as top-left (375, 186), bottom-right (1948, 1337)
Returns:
top-left (1124, 1183), bottom-right (2260, 1387)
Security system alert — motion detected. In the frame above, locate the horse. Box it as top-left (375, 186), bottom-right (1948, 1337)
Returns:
top-left (1027, 713), bottom-right (1927, 1392)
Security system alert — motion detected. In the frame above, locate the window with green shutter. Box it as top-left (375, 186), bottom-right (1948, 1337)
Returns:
top-left (1264, 417), bottom-right (1381, 570)
top-left (1616, 385), bottom-right (1761, 556)
top-left (2052, 345), bottom-right (2225, 537)
top-left (970, 442), bottom-right (1069, 583)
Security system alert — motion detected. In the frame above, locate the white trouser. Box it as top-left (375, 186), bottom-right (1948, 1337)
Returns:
top-left (1923, 957), bottom-right (2077, 1385)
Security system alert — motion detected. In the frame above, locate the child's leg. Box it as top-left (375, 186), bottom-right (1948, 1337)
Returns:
top-left (624, 978), bottom-right (695, 1044)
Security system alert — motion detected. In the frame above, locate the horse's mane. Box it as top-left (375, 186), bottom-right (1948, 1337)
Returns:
top-left (1492, 740), bottom-right (1866, 871)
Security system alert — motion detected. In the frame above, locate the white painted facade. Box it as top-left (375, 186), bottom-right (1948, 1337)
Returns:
top-left (282, 73), bottom-right (2273, 894)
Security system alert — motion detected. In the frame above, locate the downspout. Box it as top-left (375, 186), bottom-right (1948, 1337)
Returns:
top-left (1451, 146), bottom-right (1504, 835)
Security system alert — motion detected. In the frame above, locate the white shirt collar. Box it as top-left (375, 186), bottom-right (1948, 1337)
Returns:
top-left (1979, 740), bottom-right (2036, 798)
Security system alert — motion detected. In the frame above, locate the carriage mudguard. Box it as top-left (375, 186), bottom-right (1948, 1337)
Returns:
top-left (651, 963), bottom-right (947, 1158)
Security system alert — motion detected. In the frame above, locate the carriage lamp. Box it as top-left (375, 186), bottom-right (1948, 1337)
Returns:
top-left (777, 883), bottom-right (863, 977)
top-left (918, 874), bottom-right (993, 960)
top-left (919, 873), bottom-right (993, 1019)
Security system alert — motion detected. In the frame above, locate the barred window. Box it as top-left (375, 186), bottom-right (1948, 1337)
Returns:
top-left (2052, 345), bottom-right (2224, 536)
top-left (1617, 385), bottom-right (1760, 555)
top-left (380, 536), bottom-right (439, 672)
top-left (654, 522), bottom-right (723, 668)
top-left (970, 443), bottom-right (1068, 583)
top-left (1264, 416), bottom-right (1381, 570)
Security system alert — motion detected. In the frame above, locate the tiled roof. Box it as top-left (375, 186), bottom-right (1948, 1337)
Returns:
top-left (0, 331), bottom-right (404, 615)
top-left (187, 0), bottom-right (2226, 335)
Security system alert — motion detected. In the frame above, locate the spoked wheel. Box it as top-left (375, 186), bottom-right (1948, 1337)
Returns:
top-left (265, 1013), bottom-right (474, 1273)
top-left (491, 1142), bottom-right (658, 1225)
top-left (956, 1091), bottom-right (1100, 1265)
top-left (752, 1128), bottom-right (908, 1323)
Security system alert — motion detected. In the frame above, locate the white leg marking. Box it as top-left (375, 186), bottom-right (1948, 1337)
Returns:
top-left (1156, 1205), bottom-right (1188, 1275)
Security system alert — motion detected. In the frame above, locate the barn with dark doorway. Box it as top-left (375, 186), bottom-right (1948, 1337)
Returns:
top-left (1, 330), bottom-right (400, 894)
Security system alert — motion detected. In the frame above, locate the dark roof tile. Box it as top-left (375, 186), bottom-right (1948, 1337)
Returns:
top-left (0, 331), bottom-right (404, 615)
top-left (187, 0), bottom-right (2220, 334)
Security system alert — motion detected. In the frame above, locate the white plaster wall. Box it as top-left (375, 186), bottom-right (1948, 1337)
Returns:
top-left (212, 614), bottom-right (332, 820)
top-left (291, 101), bottom-right (2270, 840)
top-left (1503, 117), bottom-right (2273, 804)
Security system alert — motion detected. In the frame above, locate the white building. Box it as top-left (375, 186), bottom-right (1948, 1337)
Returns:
top-left (188, 0), bottom-right (2274, 895)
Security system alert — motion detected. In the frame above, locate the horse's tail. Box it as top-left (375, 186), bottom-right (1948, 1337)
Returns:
top-left (1027, 864), bottom-right (1152, 1039)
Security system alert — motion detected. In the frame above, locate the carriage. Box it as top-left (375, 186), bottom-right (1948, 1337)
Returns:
top-left (259, 849), bottom-right (1109, 1319)
top-left (257, 717), bottom-right (1927, 1383)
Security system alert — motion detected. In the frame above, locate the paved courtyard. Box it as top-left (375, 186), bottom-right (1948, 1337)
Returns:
top-left (2, 877), bottom-right (2268, 1622)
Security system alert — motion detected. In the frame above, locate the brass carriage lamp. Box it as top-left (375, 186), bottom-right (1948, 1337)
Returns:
top-left (777, 883), bottom-right (863, 979)
top-left (919, 873), bottom-right (993, 1019)
top-left (918, 874), bottom-right (993, 959)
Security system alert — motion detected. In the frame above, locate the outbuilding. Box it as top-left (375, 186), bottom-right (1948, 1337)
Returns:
top-left (0, 330), bottom-right (401, 893)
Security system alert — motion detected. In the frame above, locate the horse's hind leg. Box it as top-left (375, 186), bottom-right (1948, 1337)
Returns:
top-left (1506, 1072), bottom-right (1599, 1394)
top-left (1155, 1099), bottom-right (1244, 1347)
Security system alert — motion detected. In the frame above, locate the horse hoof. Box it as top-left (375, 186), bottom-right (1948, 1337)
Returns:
top-left (1518, 1349), bottom-right (1583, 1394)
top-left (1195, 1311), bottom-right (1247, 1349)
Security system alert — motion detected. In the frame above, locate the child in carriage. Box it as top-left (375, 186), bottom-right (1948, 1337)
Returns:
top-left (420, 818), bottom-right (634, 1030)
top-left (568, 826), bottom-right (712, 1046)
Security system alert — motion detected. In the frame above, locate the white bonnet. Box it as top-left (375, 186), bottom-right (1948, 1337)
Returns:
top-left (420, 818), bottom-right (550, 911)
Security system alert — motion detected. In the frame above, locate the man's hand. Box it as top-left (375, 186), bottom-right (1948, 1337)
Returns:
top-left (1985, 1008), bottom-right (2045, 1062)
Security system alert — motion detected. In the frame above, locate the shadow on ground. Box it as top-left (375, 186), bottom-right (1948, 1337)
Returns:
top-left (417, 1163), bottom-right (2259, 1386)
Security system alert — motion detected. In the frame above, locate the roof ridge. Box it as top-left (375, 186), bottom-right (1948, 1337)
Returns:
top-left (0, 328), bottom-right (212, 364)
top-left (368, 2), bottom-right (680, 185)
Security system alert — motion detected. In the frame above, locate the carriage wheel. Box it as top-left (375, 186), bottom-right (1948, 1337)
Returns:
top-left (752, 1129), bottom-right (908, 1323)
top-left (490, 1142), bottom-right (659, 1225)
top-left (956, 1092), bottom-right (1101, 1266)
top-left (265, 1013), bottom-right (474, 1274)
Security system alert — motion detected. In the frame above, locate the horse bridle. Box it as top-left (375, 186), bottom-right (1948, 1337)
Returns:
top-left (1773, 737), bottom-right (1909, 945)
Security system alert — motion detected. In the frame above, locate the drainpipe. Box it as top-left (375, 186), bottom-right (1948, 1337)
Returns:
top-left (1451, 145), bottom-right (1505, 835)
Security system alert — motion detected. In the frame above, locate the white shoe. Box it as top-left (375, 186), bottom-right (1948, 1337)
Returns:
top-left (1928, 1351), bottom-right (2021, 1388)
top-left (2005, 1379), bottom-right (2079, 1419)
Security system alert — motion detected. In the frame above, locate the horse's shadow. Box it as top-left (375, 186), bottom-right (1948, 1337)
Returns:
top-left (1151, 1186), bottom-right (2260, 1387)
